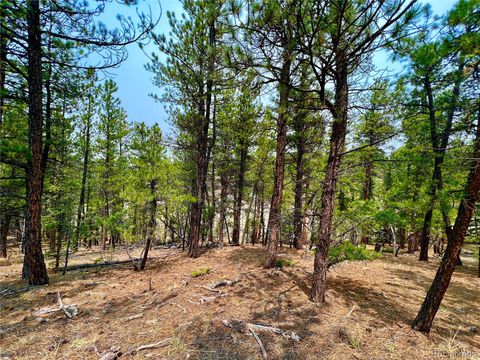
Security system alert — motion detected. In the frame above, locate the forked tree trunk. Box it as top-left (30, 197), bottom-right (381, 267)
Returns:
top-left (412, 110), bottom-right (480, 332)
top-left (264, 54), bottom-right (291, 268)
top-left (419, 64), bottom-right (462, 261)
top-left (22, 0), bottom-right (48, 285)
top-left (310, 57), bottom-right (348, 303)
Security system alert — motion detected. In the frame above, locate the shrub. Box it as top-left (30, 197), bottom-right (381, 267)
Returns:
top-left (327, 241), bottom-right (381, 267)
top-left (275, 258), bottom-right (295, 268)
top-left (191, 267), bottom-right (210, 277)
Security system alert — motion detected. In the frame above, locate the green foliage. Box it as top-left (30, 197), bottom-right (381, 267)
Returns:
top-left (275, 258), bottom-right (295, 268)
top-left (191, 267), bottom-right (210, 277)
top-left (327, 242), bottom-right (381, 267)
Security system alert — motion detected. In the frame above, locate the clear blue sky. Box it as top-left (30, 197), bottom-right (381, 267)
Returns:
top-left (102, 0), bottom-right (457, 136)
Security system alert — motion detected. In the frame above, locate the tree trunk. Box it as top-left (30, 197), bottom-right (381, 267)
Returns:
top-left (310, 57), bottom-right (348, 303)
top-left (189, 125), bottom-right (209, 257)
top-left (412, 109), bottom-right (480, 332)
top-left (74, 94), bottom-right (92, 251)
top-left (264, 53), bottom-right (291, 268)
top-left (140, 180), bottom-right (157, 270)
top-left (218, 172), bottom-right (227, 244)
top-left (251, 191), bottom-right (260, 245)
top-left (0, 3), bottom-right (6, 128)
top-left (232, 144), bottom-right (247, 245)
top-left (0, 215), bottom-right (11, 258)
top-left (293, 110), bottom-right (306, 250)
top-left (419, 64), bottom-right (462, 262)
top-left (22, 0), bottom-right (48, 285)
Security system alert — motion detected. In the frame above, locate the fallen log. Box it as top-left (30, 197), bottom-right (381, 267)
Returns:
top-left (55, 259), bottom-right (133, 272)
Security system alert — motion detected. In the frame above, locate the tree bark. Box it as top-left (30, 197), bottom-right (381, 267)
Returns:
top-left (264, 53), bottom-right (291, 268)
top-left (310, 56), bottom-right (348, 303)
top-left (22, 0), bottom-right (48, 285)
top-left (412, 108), bottom-right (480, 332)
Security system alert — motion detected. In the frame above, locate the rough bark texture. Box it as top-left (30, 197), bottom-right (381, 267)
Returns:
top-left (23, 0), bottom-right (48, 285)
top-left (264, 54), bottom-right (291, 269)
top-left (412, 110), bottom-right (480, 332)
top-left (310, 57), bottom-right (348, 303)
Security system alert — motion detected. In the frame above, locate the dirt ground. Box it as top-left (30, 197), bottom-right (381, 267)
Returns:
top-left (1, 245), bottom-right (479, 360)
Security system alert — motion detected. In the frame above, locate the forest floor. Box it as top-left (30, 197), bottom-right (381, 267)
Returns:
top-left (1, 244), bottom-right (479, 360)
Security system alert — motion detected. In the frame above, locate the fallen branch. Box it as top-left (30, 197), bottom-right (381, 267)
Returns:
top-left (249, 327), bottom-right (268, 360)
top-left (209, 277), bottom-right (241, 289)
top-left (99, 346), bottom-right (121, 360)
top-left (57, 292), bottom-right (78, 319)
top-left (199, 293), bottom-right (229, 304)
top-left (222, 318), bottom-right (301, 342)
top-left (248, 323), bottom-right (301, 341)
top-left (33, 293), bottom-right (78, 319)
top-left (194, 285), bottom-right (224, 293)
top-left (0, 287), bottom-right (29, 297)
top-left (122, 313), bottom-right (143, 322)
top-left (126, 338), bottom-right (171, 356)
top-left (343, 305), bottom-right (356, 319)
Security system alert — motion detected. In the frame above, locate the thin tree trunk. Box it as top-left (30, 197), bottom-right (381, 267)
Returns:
top-left (22, 0), bottom-right (48, 285)
top-left (140, 180), bottom-right (157, 270)
top-left (419, 64), bottom-right (463, 261)
top-left (0, 215), bottom-right (11, 258)
top-left (189, 17), bottom-right (216, 258)
top-left (264, 53), bottom-right (291, 268)
top-left (74, 95), bottom-right (92, 251)
top-left (232, 144), bottom-right (247, 245)
top-left (218, 171), bottom-right (227, 244)
top-left (0, 3), bottom-right (6, 128)
top-left (293, 109), bottom-right (306, 250)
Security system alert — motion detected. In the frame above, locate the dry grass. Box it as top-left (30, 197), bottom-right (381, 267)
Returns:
top-left (1, 245), bottom-right (479, 359)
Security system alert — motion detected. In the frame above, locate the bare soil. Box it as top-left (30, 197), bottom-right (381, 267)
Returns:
top-left (1, 245), bottom-right (479, 359)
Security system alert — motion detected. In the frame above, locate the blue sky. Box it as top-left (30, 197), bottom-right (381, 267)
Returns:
top-left (102, 0), bottom-right (458, 136)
